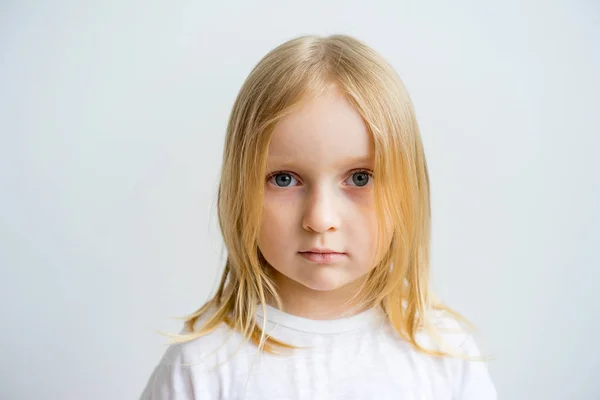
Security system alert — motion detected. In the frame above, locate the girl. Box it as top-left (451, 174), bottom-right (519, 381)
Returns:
top-left (140, 34), bottom-right (496, 399)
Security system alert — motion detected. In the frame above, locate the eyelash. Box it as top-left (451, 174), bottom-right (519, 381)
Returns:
top-left (266, 169), bottom-right (374, 188)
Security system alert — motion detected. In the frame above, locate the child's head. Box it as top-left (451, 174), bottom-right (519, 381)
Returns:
top-left (187, 34), bottom-right (447, 355)
top-left (218, 34), bottom-right (429, 312)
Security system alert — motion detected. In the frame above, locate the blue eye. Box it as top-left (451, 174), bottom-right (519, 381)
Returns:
top-left (346, 171), bottom-right (373, 187)
top-left (267, 170), bottom-right (373, 188)
top-left (269, 173), bottom-right (298, 187)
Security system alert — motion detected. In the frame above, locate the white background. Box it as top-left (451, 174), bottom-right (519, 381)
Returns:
top-left (1, 1), bottom-right (599, 399)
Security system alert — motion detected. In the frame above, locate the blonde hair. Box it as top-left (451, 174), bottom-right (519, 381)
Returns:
top-left (169, 34), bottom-right (474, 358)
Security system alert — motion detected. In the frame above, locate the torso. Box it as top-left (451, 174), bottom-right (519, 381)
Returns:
top-left (158, 306), bottom-right (465, 400)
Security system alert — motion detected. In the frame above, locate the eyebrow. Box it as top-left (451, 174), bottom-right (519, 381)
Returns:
top-left (266, 155), bottom-right (374, 169)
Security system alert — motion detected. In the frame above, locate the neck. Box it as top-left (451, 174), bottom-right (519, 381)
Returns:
top-left (267, 268), bottom-right (370, 320)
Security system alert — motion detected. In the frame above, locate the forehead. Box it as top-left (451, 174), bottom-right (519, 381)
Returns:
top-left (267, 89), bottom-right (373, 167)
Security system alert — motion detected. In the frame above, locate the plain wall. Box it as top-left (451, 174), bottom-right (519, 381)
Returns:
top-left (1, 0), bottom-right (599, 399)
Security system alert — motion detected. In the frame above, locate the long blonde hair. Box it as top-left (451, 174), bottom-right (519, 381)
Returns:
top-left (170, 34), bottom-right (472, 358)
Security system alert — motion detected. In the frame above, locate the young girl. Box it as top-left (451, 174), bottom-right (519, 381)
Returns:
top-left (140, 34), bottom-right (496, 399)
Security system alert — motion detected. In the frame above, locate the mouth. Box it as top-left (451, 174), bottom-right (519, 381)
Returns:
top-left (298, 251), bottom-right (346, 264)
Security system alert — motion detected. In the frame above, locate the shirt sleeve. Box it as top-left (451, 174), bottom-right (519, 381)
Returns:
top-left (453, 334), bottom-right (497, 400)
top-left (139, 343), bottom-right (196, 400)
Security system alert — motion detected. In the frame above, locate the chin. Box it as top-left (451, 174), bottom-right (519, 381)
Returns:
top-left (296, 272), bottom-right (356, 292)
top-left (269, 263), bottom-right (363, 293)
top-left (301, 280), bottom-right (346, 292)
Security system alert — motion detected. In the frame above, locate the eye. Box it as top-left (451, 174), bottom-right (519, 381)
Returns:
top-left (345, 170), bottom-right (373, 187)
top-left (268, 172), bottom-right (299, 187)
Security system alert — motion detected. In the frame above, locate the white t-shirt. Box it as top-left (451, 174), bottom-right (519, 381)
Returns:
top-left (140, 305), bottom-right (496, 399)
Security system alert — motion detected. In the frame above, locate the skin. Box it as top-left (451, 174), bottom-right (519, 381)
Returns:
top-left (257, 87), bottom-right (389, 320)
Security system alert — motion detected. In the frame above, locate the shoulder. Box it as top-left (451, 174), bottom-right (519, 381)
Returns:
top-left (139, 311), bottom-right (245, 399)
top-left (418, 309), bottom-right (475, 352)
top-left (418, 309), bottom-right (498, 399)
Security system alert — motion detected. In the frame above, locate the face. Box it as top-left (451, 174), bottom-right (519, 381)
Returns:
top-left (257, 88), bottom-right (387, 303)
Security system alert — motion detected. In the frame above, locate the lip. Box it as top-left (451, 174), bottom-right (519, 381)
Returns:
top-left (299, 251), bottom-right (346, 264)
top-left (301, 248), bottom-right (343, 254)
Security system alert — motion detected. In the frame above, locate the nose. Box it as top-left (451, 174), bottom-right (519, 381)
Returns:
top-left (301, 185), bottom-right (341, 234)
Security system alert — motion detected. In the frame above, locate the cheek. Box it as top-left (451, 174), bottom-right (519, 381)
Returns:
top-left (350, 191), bottom-right (378, 231)
top-left (349, 205), bottom-right (381, 262)
top-left (258, 198), bottom-right (297, 257)
top-left (366, 213), bottom-right (393, 267)
top-left (361, 212), bottom-right (379, 249)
